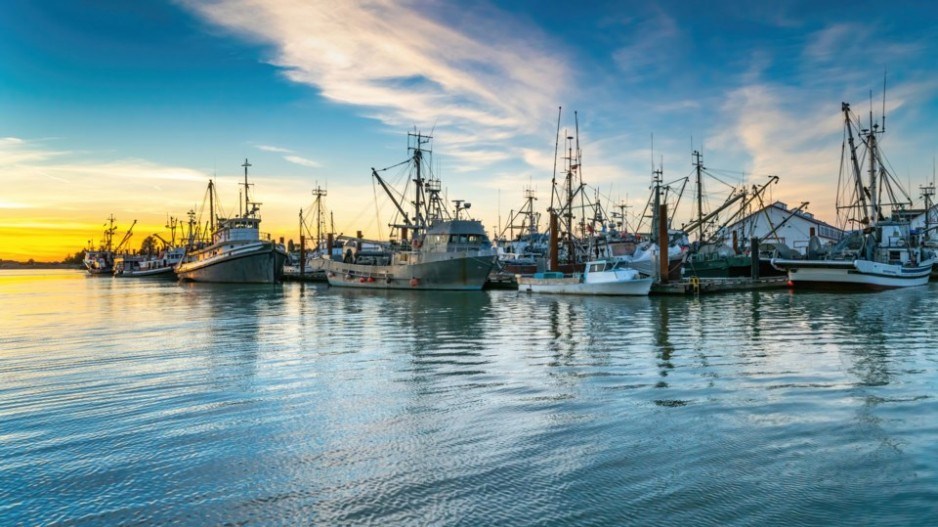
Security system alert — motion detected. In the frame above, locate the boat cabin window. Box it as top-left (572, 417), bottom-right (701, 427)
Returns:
top-left (448, 234), bottom-right (486, 244)
top-left (588, 262), bottom-right (606, 273)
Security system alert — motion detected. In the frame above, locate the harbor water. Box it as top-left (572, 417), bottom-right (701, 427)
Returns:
top-left (2, 269), bottom-right (937, 525)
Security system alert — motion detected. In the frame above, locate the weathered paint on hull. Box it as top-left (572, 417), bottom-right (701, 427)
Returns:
top-left (176, 247), bottom-right (286, 283)
top-left (325, 255), bottom-right (497, 291)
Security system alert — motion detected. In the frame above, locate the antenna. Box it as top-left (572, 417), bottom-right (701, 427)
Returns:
top-left (650, 132), bottom-right (655, 175)
top-left (882, 68), bottom-right (887, 133)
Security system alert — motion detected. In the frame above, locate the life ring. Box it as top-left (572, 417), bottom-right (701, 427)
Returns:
top-left (410, 277), bottom-right (420, 287)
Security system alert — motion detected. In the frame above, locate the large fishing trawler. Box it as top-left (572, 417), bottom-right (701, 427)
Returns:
top-left (175, 159), bottom-right (287, 283)
top-left (322, 132), bottom-right (497, 290)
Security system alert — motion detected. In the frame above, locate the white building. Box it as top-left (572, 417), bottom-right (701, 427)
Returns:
top-left (718, 201), bottom-right (843, 255)
top-left (904, 205), bottom-right (938, 241)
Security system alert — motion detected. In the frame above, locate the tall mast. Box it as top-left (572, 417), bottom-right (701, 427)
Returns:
top-left (693, 150), bottom-right (704, 243)
top-left (408, 132), bottom-right (430, 231)
top-left (525, 188), bottom-right (538, 237)
top-left (649, 134), bottom-right (662, 242)
top-left (208, 180), bottom-right (215, 233)
top-left (104, 214), bottom-right (116, 251)
top-left (242, 158), bottom-right (252, 218)
top-left (565, 131), bottom-right (575, 262)
top-left (868, 125), bottom-right (879, 224)
top-left (652, 167), bottom-right (663, 242)
top-left (312, 185), bottom-right (327, 250)
top-left (842, 103), bottom-right (869, 225)
top-left (549, 106), bottom-right (562, 214)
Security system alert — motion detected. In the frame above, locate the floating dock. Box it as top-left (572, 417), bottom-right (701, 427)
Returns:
top-left (650, 276), bottom-right (789, 295)
top-left (282, 270), bottom-right (328, 283)
top-left (483, 271), bottom-right (518, 290)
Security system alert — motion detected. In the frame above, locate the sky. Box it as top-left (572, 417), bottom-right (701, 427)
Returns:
top-left (2, 0), bottom-right (938, 261)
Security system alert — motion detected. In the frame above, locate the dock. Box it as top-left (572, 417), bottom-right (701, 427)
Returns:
top-left (282, 270), bottom-right (328, 283)
top-left (483, 271), bottom-right (518, 290)
top-left (650, 276), bottom-right (789, 295)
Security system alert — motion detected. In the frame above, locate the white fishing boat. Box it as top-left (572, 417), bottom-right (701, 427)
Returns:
top-left (176, 159), bottom-right (287, 284)
top-left (771, 101), bottom-right (936, 290)
top-left (114, 247), bottom-right (185, 277)
top-left (323, 132), bottom-right (497, 290)
top-left (517, 259), bottom-right (653, 295)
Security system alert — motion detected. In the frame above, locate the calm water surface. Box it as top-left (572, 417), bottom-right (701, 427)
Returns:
top-left (1, 269), bottom-right (937, 526)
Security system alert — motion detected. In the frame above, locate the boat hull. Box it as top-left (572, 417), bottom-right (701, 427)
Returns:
top-left (115, 266), bottom-right (177, 278)
top-left (176, 243), bottom-right (287, 283)
top-left (684, 256), bottom-right (786, 279)
top-left (772, 258), bottom-right (932, 289)
top-left (518, 275), bottom-right (653, 295)
top-left (324, 254), bottom-right (497, 291)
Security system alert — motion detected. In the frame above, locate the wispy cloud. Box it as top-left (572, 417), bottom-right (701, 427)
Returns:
top-left (283, 155), bottom-right (321, 168)
top-left (609, 10), bottom-right (681, 83)
top-left (181, 0), bottom-right (569, 166)
top-left (253, 143), bottom-right (322, 168)
top-left (0, 201), bottom-right (33, 209)
top-left (256, 144), bottom-right (293, 153)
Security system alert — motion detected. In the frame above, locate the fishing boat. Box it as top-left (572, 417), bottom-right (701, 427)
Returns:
top-left (495, 188), bottom-right (547, 274)
top-left (679, 150), bottom-right (794, 279)
top-left (114, 247), bottom-right (185, 277)
top-left (771, 102), bottom-right (936, 289)
top-left (175, 159), bottom-right (288, 283)
top-left (602, 164), bottom-right (687, 280)
top-left (517, 259), bottom-right (653, 295)
top-left (83, 215), bottom-right (136, 275)
top-left (323, 132), bottom-right (497, 290)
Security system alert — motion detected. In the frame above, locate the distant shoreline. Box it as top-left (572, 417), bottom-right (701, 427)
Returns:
top-left (0, 261), bottom-right (82, 270)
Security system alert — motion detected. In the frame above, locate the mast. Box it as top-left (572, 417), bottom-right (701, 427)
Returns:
top-left (651, 167), bottom-right (663, 242)
top-left (549, 107), bottom-right (562, 214)
top-left (922, 182), bottom-right (935, 235)
top-left (241, 158), bottom-right (252, 218)
top-left (564, 131), bottom-right (575, 263)
top-left (525, 188), bottom-right (539, 237)
top-left (186, 209), bottom-right (197, 247)
top-left (104, 214), bottom-right (116, 252)
top-left (615, 201), bottom-right (630, 233)
top-left (867, 116), bottom-right (880, 225)
top-left (842, 103), bottom-right (869, 225)
top-left (693, 150), bottom-right (704, 243)
top-left (312, 185), bottom-right (327, 251)
top-left (407, 132), bottom-right (430, 232)
top-left (209, 180), bottom-right (216, 233)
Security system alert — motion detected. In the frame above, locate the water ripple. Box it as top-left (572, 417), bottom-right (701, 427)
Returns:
top-left (1, 271), bottom-right (937, 525)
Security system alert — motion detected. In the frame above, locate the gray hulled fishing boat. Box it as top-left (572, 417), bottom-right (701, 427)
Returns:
top-left (323, 132), bottom-right (497, 290)
top-left (176, 160), bottom-right (287, 284)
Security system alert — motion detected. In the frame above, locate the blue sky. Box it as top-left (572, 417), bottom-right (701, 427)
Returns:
top-left (2, 0), bottom-right (937, 259)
